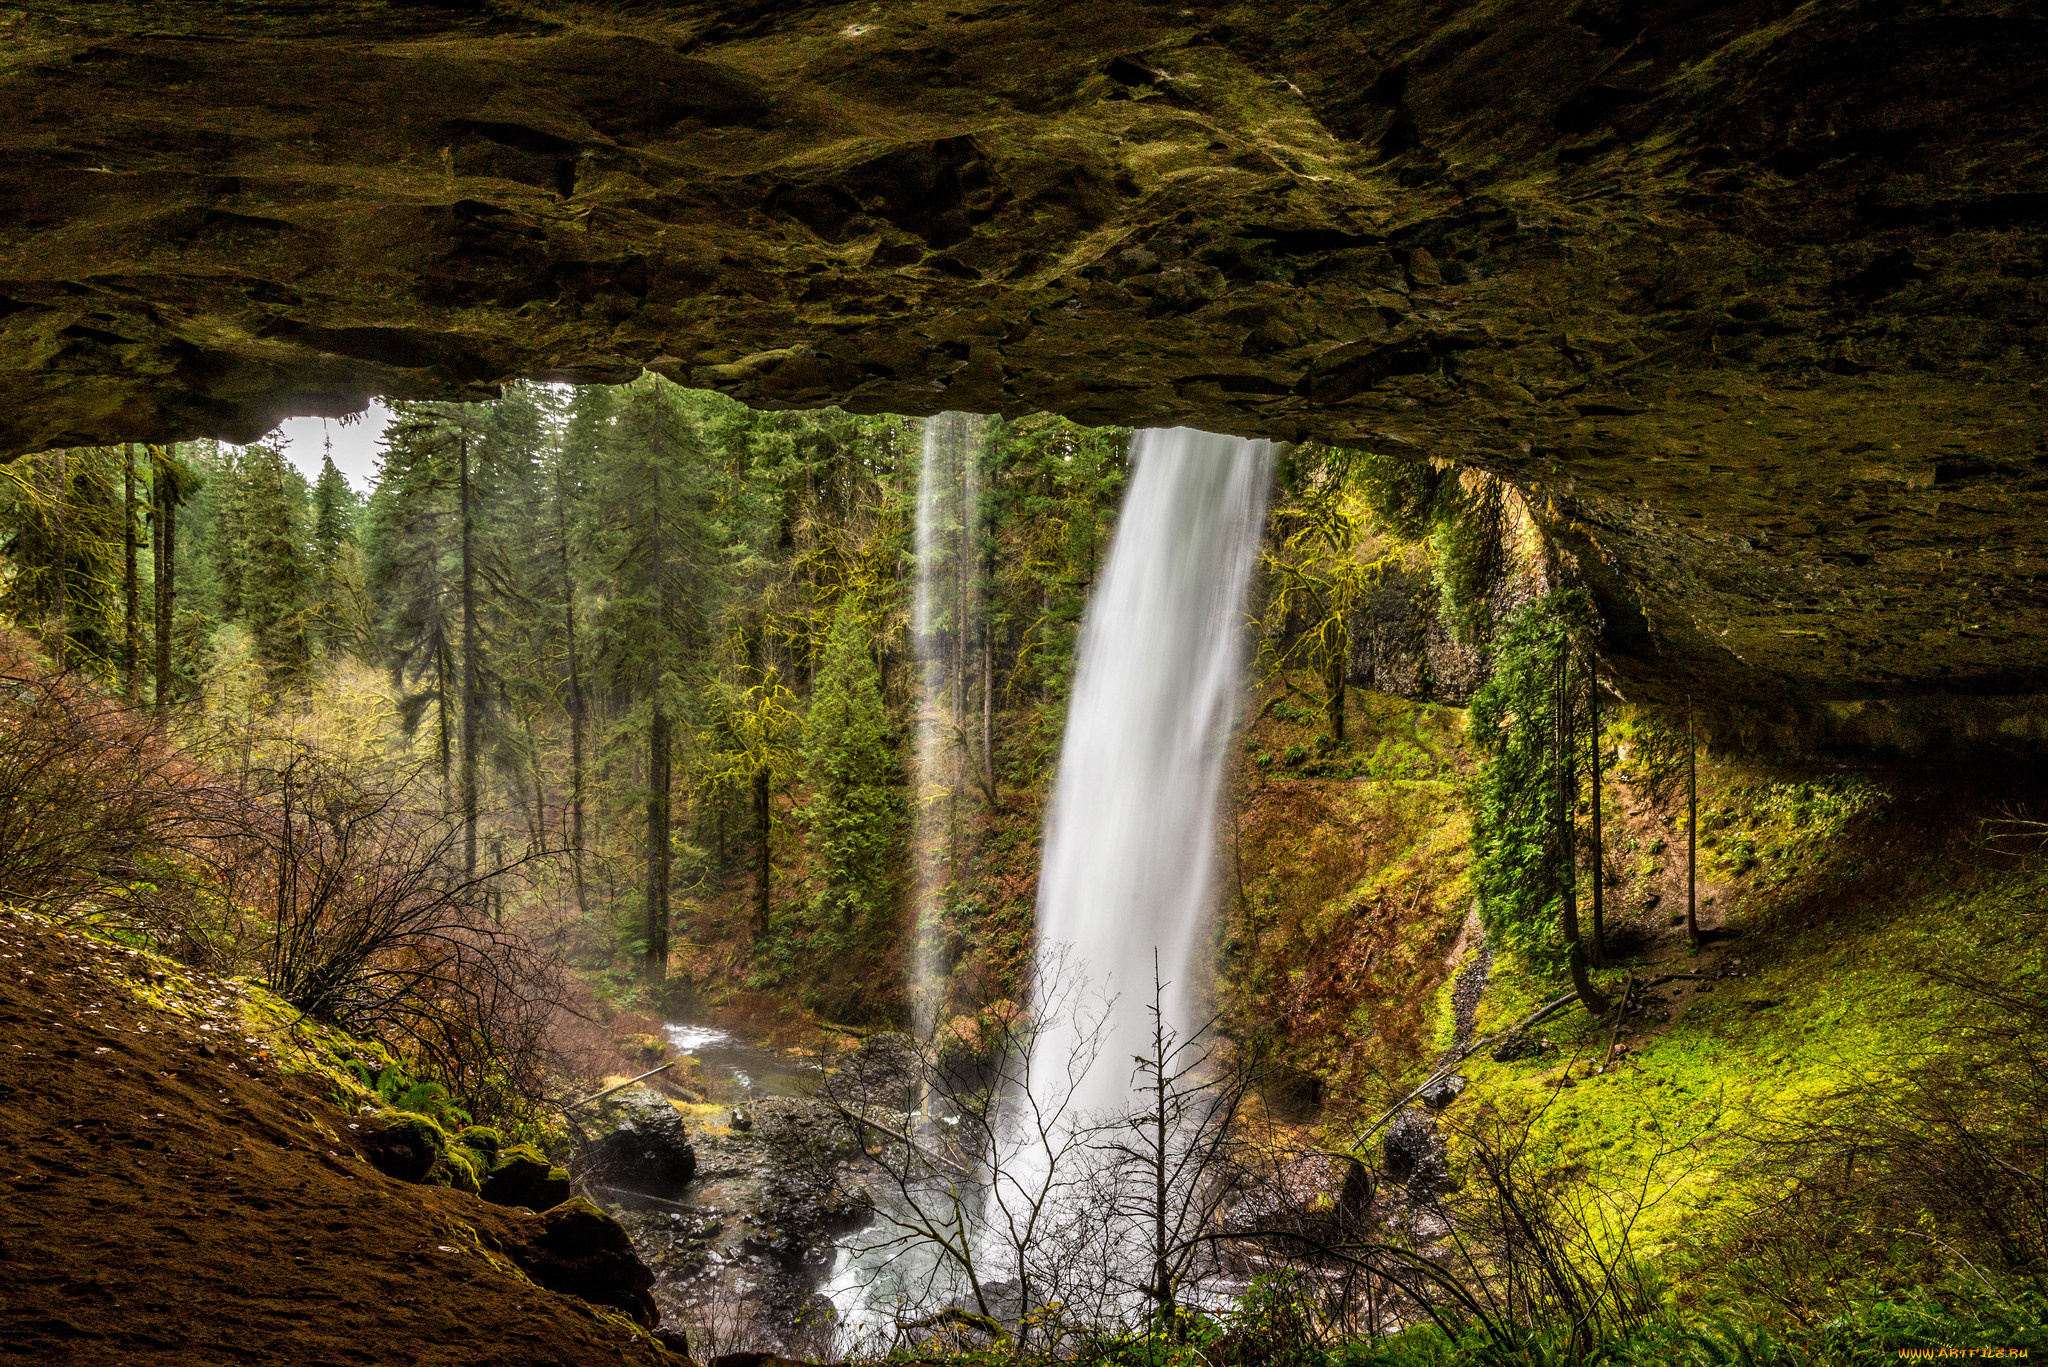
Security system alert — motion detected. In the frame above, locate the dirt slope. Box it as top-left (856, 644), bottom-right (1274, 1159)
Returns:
top-left (0, 909), bottom-right (677, 1367)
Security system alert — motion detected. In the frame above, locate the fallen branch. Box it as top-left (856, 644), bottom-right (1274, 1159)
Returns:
top-left (584, 1184), bottom-right (696, 1214)
top-left (565, 1061), bottom-right (676, 1112)
top-left (1344, 989), bottom-right (1579, 1155)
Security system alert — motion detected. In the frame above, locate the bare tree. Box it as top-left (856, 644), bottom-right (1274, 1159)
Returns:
top-left (1099, 956), bottom-right (1256, 1336)
top-left (814, 947), bottom-right (1117, 1356)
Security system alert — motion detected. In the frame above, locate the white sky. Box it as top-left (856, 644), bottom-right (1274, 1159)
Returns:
top-left (263, 401), bottom-right (396, 493)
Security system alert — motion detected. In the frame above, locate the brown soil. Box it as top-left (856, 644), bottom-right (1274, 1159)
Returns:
top-left (0, 910), bottom-right (678, 1367)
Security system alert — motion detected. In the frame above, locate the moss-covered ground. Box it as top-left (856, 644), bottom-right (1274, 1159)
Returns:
top-left (1434, 745), bottom-right (2048, 1295)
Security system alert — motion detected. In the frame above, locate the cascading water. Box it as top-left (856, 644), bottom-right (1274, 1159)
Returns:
top-left (825, 425), bottom-right (1272, 1343)
top-left (1029, 426), bottom-right (1275, 1124)
top-left (910, 412), bottom-right (986, 1042)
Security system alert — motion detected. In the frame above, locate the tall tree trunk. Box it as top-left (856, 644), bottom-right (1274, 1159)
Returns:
top-left (1150, 980), bottom-right (1172, 1331)
top-left (153, 452), bottom-right (177, 710)
top-left (1686, 707), bottom-right (1700, 949)
top-left (436, 638), bottom-right (453, 807)
top-left (458, 430), bottom-right (479, 880)
top-left (47, 449), bottom-right (67, 663)
top-left (754, 764), bottom-right (772, 935)
top-left (151, 454), bottom-right (169, 711)
top-left (554, 461), bottom-right (589, 918)
top-left (1326, 647), bottom-right (1346, 745)
top-left (1587, 656), bottom-right (1606, 968)
top-left (1557, 647), bottom-right (1607, 1015)
top-left (979, 616), bottom-right (998, 806)
top-left (122, 445), bottom-right (140, 698)
top-left (646, 704), bottom-right (672, 981)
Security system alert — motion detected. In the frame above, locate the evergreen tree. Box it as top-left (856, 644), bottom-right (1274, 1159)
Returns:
top-left (584, 376), bottom-right (730, 977)
top-left (1467, 587), bottom-right (1607, 1015)
top-left (228, 444), bottom-right (312, 680)
top-left (364, 408), bottom-right (462, 796)
top-left (312, 450), bottom-right (356, 562)
top-left (802, 598), bottom-right (902, 947)
top-left (0, 447), bottom-right (128, 674)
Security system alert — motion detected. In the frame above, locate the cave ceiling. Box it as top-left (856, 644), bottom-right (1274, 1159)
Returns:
top-left (1, 0), bottom-right (2044, 750)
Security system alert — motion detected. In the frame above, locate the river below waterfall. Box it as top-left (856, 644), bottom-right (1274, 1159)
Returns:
top-left (596, 1023), bottom-right (900, 1359)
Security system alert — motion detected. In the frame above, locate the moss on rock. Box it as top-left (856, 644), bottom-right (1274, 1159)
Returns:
top-left (480, 1143), bottom-right (572, 1212)
top-left (356, 1110), bottom-right (446, 1185)
top-left (504, 1197), bottom-right (658, 1329)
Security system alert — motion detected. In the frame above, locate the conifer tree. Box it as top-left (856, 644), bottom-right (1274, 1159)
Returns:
top-left (365, 408), bottom-right (462, 798)
top-left (312, 450), bottom-right (355, 562)
top-left (123, 445), bottom-right (140, 697)
top-left (803, 598), bottom-right (902, 943)
top-left (229, 444), bottom-right (312, 680)
top-left (585, 376), bottom-right (728, 977)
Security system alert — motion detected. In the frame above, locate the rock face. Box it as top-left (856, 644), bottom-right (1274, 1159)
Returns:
top-left (1346, 563), bottom-right (1492, 705)
top-left (506, 1197), bottom-right (661, 1329)
top-left (1, 2), bottom-right (2043, 747)
top-left (577, 1085), bottom-right (698, 1192)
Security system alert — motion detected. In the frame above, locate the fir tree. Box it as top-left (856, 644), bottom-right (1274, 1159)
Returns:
top-left (312, 451), bottom-right (357, 562)
top-left (802, 598), bottom-right (902, 942)
top-left (585, 376), bottom-right (729, 976)
top-left (229, 443), bottom-right (312, 680)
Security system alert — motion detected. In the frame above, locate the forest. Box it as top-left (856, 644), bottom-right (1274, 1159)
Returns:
top-left (1, 378), bottom-right (2043, 1367)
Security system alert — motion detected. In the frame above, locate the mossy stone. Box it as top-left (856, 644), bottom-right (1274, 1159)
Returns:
top-left (481, 1143), bottom-right (571, 1212)
top-left (506, 1197), bottom-right (657, 1328)
top-left (357, 1110), bottom-right (446, 1184)
top-left (441, 1142), bottom-right (486, 1195)
top-left (457, 1125), bottom-right (504, 1156)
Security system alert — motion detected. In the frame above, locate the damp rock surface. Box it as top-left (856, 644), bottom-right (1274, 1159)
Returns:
top-left (577, 1085), bottom-right (700, 1191)
top-left (0, 1), bottom-right (2043, 747)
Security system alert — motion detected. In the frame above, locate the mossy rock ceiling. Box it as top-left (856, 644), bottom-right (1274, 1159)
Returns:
top-left (2, 1), bottom-right (2043, 748)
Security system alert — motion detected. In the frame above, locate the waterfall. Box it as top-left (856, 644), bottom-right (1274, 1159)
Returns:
top-left (910, 411), bottom-right (986, 1042)
top-left (1029, 426), bottom-right (1274, 1124)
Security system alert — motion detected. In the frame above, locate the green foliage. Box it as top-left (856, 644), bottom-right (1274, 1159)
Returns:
top-left (1430, 476), bottom-right (1511, 645)
top-left (0, 446), bottom-right (141, 675)
top-left (803, 599), bottom-right (903, 939)
top-left (1465, 590), bottom-right (1597, 957)
top-left (348, 1057), bottom-right (473, 1128)
top-left (215, 443), bottom-right (313, 679)
top-left (1340, 449), bottom-right (1513, 644)
top-left (1262, 444), bottom-right (1391, 742)
top-left (1350, 449), bottom-right (1455, 543)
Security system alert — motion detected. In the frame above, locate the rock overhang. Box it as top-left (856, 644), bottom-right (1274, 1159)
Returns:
top-left (1, 0), bottom-right (2043, 751)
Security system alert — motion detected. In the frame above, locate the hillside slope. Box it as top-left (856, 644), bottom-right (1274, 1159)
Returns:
top-left (0, 909), bottom-right (679, 1367)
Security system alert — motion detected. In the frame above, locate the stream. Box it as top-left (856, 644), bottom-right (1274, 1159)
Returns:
top-left (596, 1022), bottom-right (910, 1358)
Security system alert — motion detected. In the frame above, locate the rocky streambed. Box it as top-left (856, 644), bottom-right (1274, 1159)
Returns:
top-left (576, 1026), bottom-right (877, 1359)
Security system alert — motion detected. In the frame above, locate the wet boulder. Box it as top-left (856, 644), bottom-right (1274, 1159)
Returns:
top-left (577, 1085), bottom-right (697, 1192)
top-left (356, 1110), bottom-right (446, 1184)
top-left (506, 1197), bottom-right (659, 1329)
top-left (1418, 1073), bottom-right (1466, 1111)
top-left (1381, 1108), bottom-right (1450, 1201)
top-left (482, 1142), bottom-right (573, 1212)
top-left (834, 1031), bottom-right (923, 1109)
